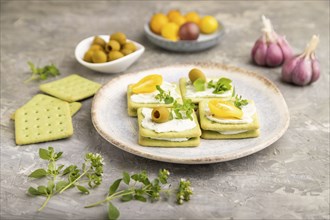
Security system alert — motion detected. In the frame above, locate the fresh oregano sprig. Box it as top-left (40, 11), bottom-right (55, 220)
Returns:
top-left (25, 61), bottom-right (60, 82)
top-left (155, 85), bottom-right (174, 104)
top-left (85, 169), bottom-right (193, 220)
top-left (172, 99), bottom-right (196, 120)
top-left (27, 147), bottom-right (104, 211)
top-left (207, 77), bottom-right (232, 94)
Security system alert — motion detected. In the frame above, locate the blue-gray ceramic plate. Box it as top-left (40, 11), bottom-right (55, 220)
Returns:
top-left (91, 63), bottom-right (290, 164)
top-left (144, 21), bottom-right (224, 52)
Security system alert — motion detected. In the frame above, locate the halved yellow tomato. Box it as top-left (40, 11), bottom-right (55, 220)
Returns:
top-left (208, 99), bottom-right (243, 119)
top-left (131, 74), bottom-right (163, 94)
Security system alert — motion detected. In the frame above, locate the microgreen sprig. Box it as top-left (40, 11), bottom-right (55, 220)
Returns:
top-left (27, 147), bottom-right (104, 211)
top-left (176, 178), bottom-right (193, 204)
top-left (172, 99), bottom-right (196, 120)
top-left (155, 85), bottom-right (174, 104)
top-left (85, 169), bottom-right (192, 220)
top-left (25, 61), bottom-right (60, 82)
top-left (231, 87), bottom-right (248, 109)
top-left (207, 77), bottom-right (232, 94)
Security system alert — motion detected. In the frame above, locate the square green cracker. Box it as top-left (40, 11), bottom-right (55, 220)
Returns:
top-left (199, 99), bottom-right (260, 132)
top-left (15, 102), bottom-right (73, 145)
top-left (179, 77), bottom-right (233, 104)
top-left (139, 135), bottom-right (200, 147)
top-left (127, 83), bottom-right (182, 117)
top-left (201, 129), bottom-right (260, 139)
top-left (40, 74), bottom-right (101, 102)
top-left (11, 94), bottom-right (82, 120)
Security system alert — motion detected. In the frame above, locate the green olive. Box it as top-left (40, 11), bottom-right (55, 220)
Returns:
top-left (110, 32), bottom-right (127, 45)
top-left (92, 50), bottom-right (107, 63)
top-left (89, 44), bottom-right (104, 51)
top-left (83, 50), bottom-right (94, 62)
top-left (151, 107), bottom-right (170, 123)
top-left (188, 68), bottom-right (206, 83)
top-left (105, 40), bottom-right (121, 52)
top-left (92, 36), bottom-right (106, 48)
top-left (108, 51), bottom-right (124, 61)
top-left (123, 42), bottom-right (136, 52)
top-left (121, 48), bottom-right (133, 56)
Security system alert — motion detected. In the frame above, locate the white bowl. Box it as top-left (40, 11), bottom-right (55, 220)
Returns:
top-left (75, 35), bottom-right (145, 74)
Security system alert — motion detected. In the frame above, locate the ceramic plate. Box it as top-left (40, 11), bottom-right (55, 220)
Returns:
top-left (144, 21), bottom-right (224, 52)
top-left (92, 63), bottom-right (290, 164)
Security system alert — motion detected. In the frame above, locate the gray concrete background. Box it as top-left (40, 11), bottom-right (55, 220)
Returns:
top-left (1, 1), bottom-right (329, 219)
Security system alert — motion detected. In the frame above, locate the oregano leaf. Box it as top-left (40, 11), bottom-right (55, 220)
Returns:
top-left (123, 172), bottom-right (130, 185)
top-left (28, 169), bottom-right (47, 178)
top-left (109, 179), bottom-right (122, 196)
top-left (39, 148), bottom-right (50, 160)
top-left (76, 185), bottom-right (90, 194)
top-left (108, 202), bottom-right (120, 220)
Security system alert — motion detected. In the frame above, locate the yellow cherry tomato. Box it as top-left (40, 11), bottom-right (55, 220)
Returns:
top-left (150, 13), bottom-right (169, 35)
top-left (185, 11), bottom-right (201, 25)
top-left (131, 74), bottom-right (163, 94)
top-left (199, 15), bottom-right (218, 34)
top-left (161, 22), bottom-right (179, 41)
top-left (167, 9), bottom-right (181, 22)
top-left (208, 99), bottom-right (243, 119)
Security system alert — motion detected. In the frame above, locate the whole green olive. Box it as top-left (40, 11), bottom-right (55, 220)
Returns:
top-left (89, 44), bottom-right (104, 51)
top-left (108, 51), bottom-right (124, 61)
top-left (92, 36), bottom-right (106, 48)
top-left (106, 40), bottom-right (121, 52)
top-left (151, 107), bottom-right (170, 123)
top-left (188, 68), bottom-right (206, 83)
top-left (110, 32), bottom-right (127, 45)
top-left (92, 50), bottom-right (107, 63)
top-left (123, 42), bottom-right (136, 52)
top-left (121, 48), bottom-right (133, 56)
top-left (83, 50), bottom-right (94, 63)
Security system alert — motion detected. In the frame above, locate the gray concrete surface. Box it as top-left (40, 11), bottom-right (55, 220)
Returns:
top-left (1, 1), bottom-right (329, 219)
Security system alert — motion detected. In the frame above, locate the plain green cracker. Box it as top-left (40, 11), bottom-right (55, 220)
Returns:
top-left (127, 83), bottom-right (182, 117)
top-left (199, 99), bottom-right (260, 131)
top-left (139, 135), bottom-right (200, 147)
top-left (179, 77), bottom-right (233, 104)
top-left (15, 102), bottom-right (73, 145)
top-left (137, 108), bottom-right (201, 139)
top-left (11, 94), bottom-right (82, 120)
top-left (201, 129), bottom-right (260, 139)
top-left (40, 74), bottom-right (101, 102)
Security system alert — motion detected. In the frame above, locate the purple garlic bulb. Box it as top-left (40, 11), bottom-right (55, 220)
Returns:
top-left (251, 16), bottom-right (293, 67)
top-left (282, 35), bottom-right (320, 86)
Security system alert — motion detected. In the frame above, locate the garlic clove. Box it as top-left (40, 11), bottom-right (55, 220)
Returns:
top-left (292, 59), bottom-right (312, 86)
top-left (251, 38), bottom-right (264, 59)
top-left (281, 56), bottom-right (300, 83)
top-left (266, 43), bottom-right (284, 67)
top-left (254, 41), bottom-right (268, 66)
top-left (311, 58), bottom-right (320, 83)
top-left (277, 36), bottom-right (293, 62)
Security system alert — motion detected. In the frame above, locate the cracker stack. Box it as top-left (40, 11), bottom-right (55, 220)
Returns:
top-left (14, 75), bottom-right (101, 145)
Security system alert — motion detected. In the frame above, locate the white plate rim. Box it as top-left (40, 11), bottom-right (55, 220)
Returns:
top-left (91, 63), bottom-right (290, 164)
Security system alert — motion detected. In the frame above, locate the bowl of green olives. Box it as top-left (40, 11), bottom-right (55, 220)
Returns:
top-left (75, 34), bottom-right (145, 74)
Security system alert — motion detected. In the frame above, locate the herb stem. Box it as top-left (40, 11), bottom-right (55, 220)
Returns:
top-left (38, 195), bottom-right (52, 212)
top-left (85, 189), bottom-right (135, 208)
top-left (59, 169), bottom-right (89, 194)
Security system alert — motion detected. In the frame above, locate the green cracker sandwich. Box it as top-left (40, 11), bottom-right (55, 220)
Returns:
top-left (15, 101), bottom-right (73, 145)
top-left (40, 74), bottom-right (101, 102)
top-left (137, 107), bottom-right (201, 147)
top-left (199, 99), bottom-right (260, 139)
top-left (127, 83), bottom-right (182, 117)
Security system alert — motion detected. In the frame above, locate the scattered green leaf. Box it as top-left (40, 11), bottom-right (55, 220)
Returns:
top-left (25, 62), bottom-right (60, 82)
top-left (207, 77), bottom-right (232, 94)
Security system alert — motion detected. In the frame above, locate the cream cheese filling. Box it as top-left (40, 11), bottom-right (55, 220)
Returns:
top-left (141, 108), bottom-right (196, 133)
top-left (185, 78), bottom-right (232, 98)
top-left (218, 130), bottom-right (249, 135)
top-left (131, 82), bottom-right (180, 103)
top-left (150, 137), bottom-right (190, 142)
